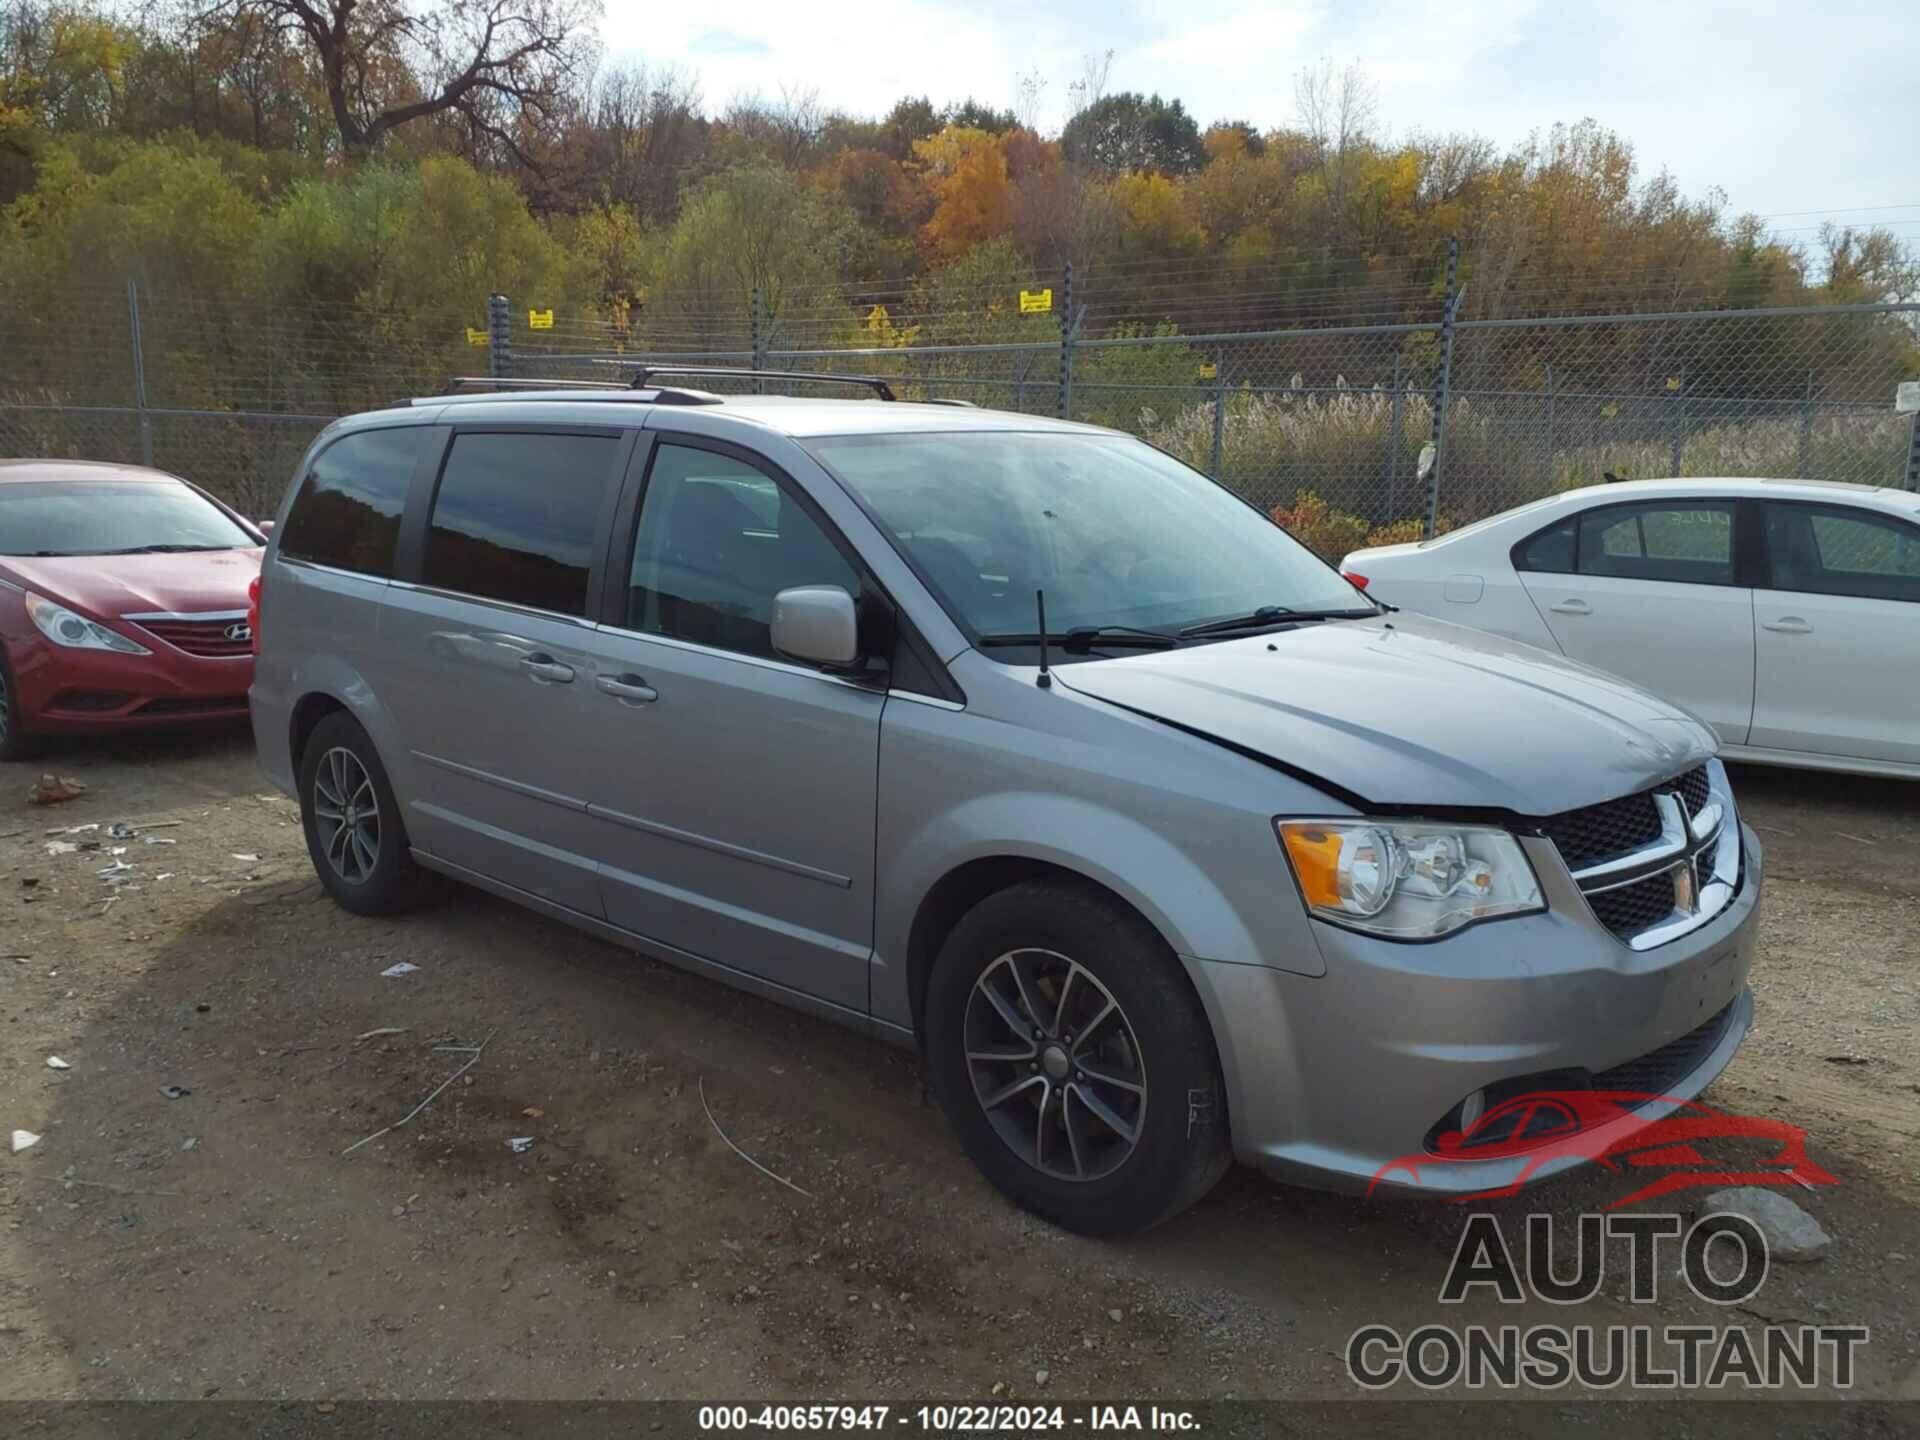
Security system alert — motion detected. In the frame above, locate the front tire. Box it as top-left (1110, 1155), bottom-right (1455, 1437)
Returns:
top-left (0, 651), bottom-right (37, 763)
top-left (298, 712), bottom-right (424, 915)
top-left (925, 879), bottom-right (1231, 1235)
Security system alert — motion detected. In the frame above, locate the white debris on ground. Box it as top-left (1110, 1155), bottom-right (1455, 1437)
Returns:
top-left (1696, 1186), bottom-right (1833, 1262)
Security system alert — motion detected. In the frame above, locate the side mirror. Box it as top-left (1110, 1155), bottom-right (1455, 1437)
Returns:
top-left (256, 520), bottom-right (275, 536)
top-left (771, 585), bottom-right (859, 668)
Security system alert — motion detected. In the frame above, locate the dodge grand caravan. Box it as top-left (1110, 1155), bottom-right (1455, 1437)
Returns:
top-left (250, 372), bottom-right (1762, 1234)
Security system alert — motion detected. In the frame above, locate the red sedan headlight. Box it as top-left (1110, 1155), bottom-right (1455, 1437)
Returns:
top-left (24, 592), bottom-right (151, 655)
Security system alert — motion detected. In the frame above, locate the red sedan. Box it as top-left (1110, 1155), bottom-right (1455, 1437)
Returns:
top-left (0, 460), bottom-right (266, 760)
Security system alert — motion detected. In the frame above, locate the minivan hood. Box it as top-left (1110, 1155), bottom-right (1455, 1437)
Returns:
top-left (1055, 613), bottom-right (1714, 815)
top-left (2, 549), bottom-right (261, 620)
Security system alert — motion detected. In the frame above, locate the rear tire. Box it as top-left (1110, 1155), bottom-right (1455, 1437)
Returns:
top-left (298, 711), bottom-right (424, 915)
top-left (0, 650), bottom-right (37, 763)
top-left (925, 879), bottom-right (1231, 1235)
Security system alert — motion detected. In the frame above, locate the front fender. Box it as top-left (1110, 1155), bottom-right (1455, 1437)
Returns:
top-left (872, 784), bottom-right (1326, 1034)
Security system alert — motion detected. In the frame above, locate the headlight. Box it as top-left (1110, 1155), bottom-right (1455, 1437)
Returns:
top-left (1276, 818), bottom-right (1543, 939)
top-left (24, 592), bottom-right (150, 655)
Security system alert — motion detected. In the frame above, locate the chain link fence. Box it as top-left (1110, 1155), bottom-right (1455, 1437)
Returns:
top-left (4, 274), bottom-right (1917, 553)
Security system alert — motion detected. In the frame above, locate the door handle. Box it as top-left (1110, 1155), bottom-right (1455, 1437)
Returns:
top-left (1762, 617), bottom-right (1813, 634)
top-left (1548, 599), bottom-right (1592, 615)
top-left (596, 673), bottom-right (658, 705)
top-left (519, 653), bottom-right (576, 684)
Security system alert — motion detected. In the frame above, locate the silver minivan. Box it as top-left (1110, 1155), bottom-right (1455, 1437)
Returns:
top-left (250, 373), bottom-right (1762, 1234)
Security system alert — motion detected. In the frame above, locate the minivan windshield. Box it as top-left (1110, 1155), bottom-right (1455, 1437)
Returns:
top-left (807, 431), bottom-right (1372, 646)
top-left (0, 479), bottom-right (259, 556)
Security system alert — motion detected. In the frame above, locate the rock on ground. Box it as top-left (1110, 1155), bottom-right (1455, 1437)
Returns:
top-left (1695, 1187), bottom-right (1831, 1262)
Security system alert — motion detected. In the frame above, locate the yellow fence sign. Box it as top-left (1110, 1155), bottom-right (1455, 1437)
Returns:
top-left (1198, 361), bottom-right (1218, 380)
top-left (465, 327), bottom-right (489, 347)
top-left (528, 309), bottom-right (555, 330)
top-left (1018, 288), bottom-right (1053, 314)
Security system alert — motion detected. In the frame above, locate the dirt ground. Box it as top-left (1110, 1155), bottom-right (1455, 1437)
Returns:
top-left (0, 725), bottom-right (1915, 1407)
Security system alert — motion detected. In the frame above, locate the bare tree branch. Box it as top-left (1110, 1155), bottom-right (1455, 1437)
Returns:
top-left (207, 0), bottom-right (597, 154)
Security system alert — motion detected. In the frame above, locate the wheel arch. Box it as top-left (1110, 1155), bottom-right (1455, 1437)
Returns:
top-left (289, 690), bottom-right (351, 774)
top-left (901, 853), bottom-right (1226, 1054)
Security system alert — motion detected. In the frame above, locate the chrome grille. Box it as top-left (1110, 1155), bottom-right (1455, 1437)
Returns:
top-left (1676, 765), bottom-right (1710, 818)
top-left (1538, 790), bottom-right (1665, 871)
top-left (1587, 873), bottom-right (1686, 937)
top-left (130, 617), bottom-right (251, 658)
top-left (1540, 763), bottom-right (1739, 950)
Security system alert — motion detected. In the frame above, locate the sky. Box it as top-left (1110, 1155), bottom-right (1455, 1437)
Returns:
top-left (599, 0), bottom-right (1920, 251)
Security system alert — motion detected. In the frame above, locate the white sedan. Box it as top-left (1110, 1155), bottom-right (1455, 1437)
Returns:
top-left (1340, 477), bottom-right (1920, 778)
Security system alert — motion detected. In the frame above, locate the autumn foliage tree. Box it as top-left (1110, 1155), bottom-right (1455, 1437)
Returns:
top-left (914, 125), bottom-right (1011, 259)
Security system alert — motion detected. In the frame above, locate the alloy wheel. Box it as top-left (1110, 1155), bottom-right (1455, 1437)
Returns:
top-left (964, 948), bottom-right (1148, 1183)
top-left (312, 746), bottom-right (381, 884)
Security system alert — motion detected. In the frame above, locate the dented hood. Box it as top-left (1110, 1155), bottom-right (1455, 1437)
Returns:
top-left (2, 549), bottom-right (260, 620)
top-left (1056, 613), bottom-right (1715, 815)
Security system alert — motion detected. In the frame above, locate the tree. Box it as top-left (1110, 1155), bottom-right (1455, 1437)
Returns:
top-left (1060, 92), bottom-right (1204, 176)
top-left (880, 94), bottom-right (938, 159)
top-left (914, 125), bottom-right (1010, 259)
top-left (649, 164), bottom-right (854, 340)
top-left (214, 0), bottom-right (599, 157)
top-left (1203, 121), bottom-right (1264, 162)
top-left (942, 97), bottom-right (1014, 134)
top-left (1293, 59), bottom-right (1377, 240)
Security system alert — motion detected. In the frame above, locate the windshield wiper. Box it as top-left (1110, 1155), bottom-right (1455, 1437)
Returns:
top-left (92, 543), bottom-right (229, 555)
top-left (978, 624), bottom-right (1181, 652)
top-left (1178, 604), bottom-right (1375, 638)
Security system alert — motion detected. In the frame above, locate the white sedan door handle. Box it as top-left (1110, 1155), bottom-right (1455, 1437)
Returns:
top-left (1548, 599), bottom-right (1592, 615)
top-left (1762, 616), bottom-right (1813, 634)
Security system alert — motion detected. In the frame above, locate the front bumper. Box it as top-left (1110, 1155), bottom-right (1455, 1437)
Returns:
top-left (6, 633), bottom-right (252, 733)
top-left (1198, 821), bottom-right (1764, 1196)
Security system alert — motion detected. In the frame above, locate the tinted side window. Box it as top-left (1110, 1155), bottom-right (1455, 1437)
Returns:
top-left (278, 427), bottom-right (423, 576)
top-left (626, 443), bottom-right (861, 661)
top-left (1514, 517), bottom-right (1575, 574)
top-left (423, 432), bottom-right (618, 616)
top-left (1764, 503), bottom-right (1920, 603)
top-left (1576, 503), bottom-right (1734, 586)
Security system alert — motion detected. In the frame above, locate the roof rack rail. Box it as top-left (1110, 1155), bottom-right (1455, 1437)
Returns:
top-left (609, 364), bottom-right (897, 402)
top-left (422, 377), bottom-right (722, 406)
top-left (443, 377), bottom-right (625, 394)
top-left (922, 397), bottom-right (978, 407)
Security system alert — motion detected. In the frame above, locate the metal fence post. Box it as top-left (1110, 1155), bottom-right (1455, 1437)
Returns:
top-left (1382, 352), bottom-right (1404, 520)
top-left (1056, 262), bottom-right (1075, 420)
top-left (126, 279), bottom-right (154, 467)
top-left (750, 287), bottom-right (768, 394)
top-left (1543, 362), bottom-right (1556, 467)
top-left (1797, 370), bottom-right (1815, 479)
top-left (1670, 365), bottom-right (1688, 476)
top-left (1423, 237), bottom-right (1461, 539)
top-left (1209, 358), bottom-right (1228, 480)
top-left (487, 293), bottom-right (511, 379)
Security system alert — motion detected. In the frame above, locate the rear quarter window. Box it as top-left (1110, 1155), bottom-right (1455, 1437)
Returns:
top-left (278, 427), bottom-right (426, 577)
top-left (422, 431), bottom-right (621, 617)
